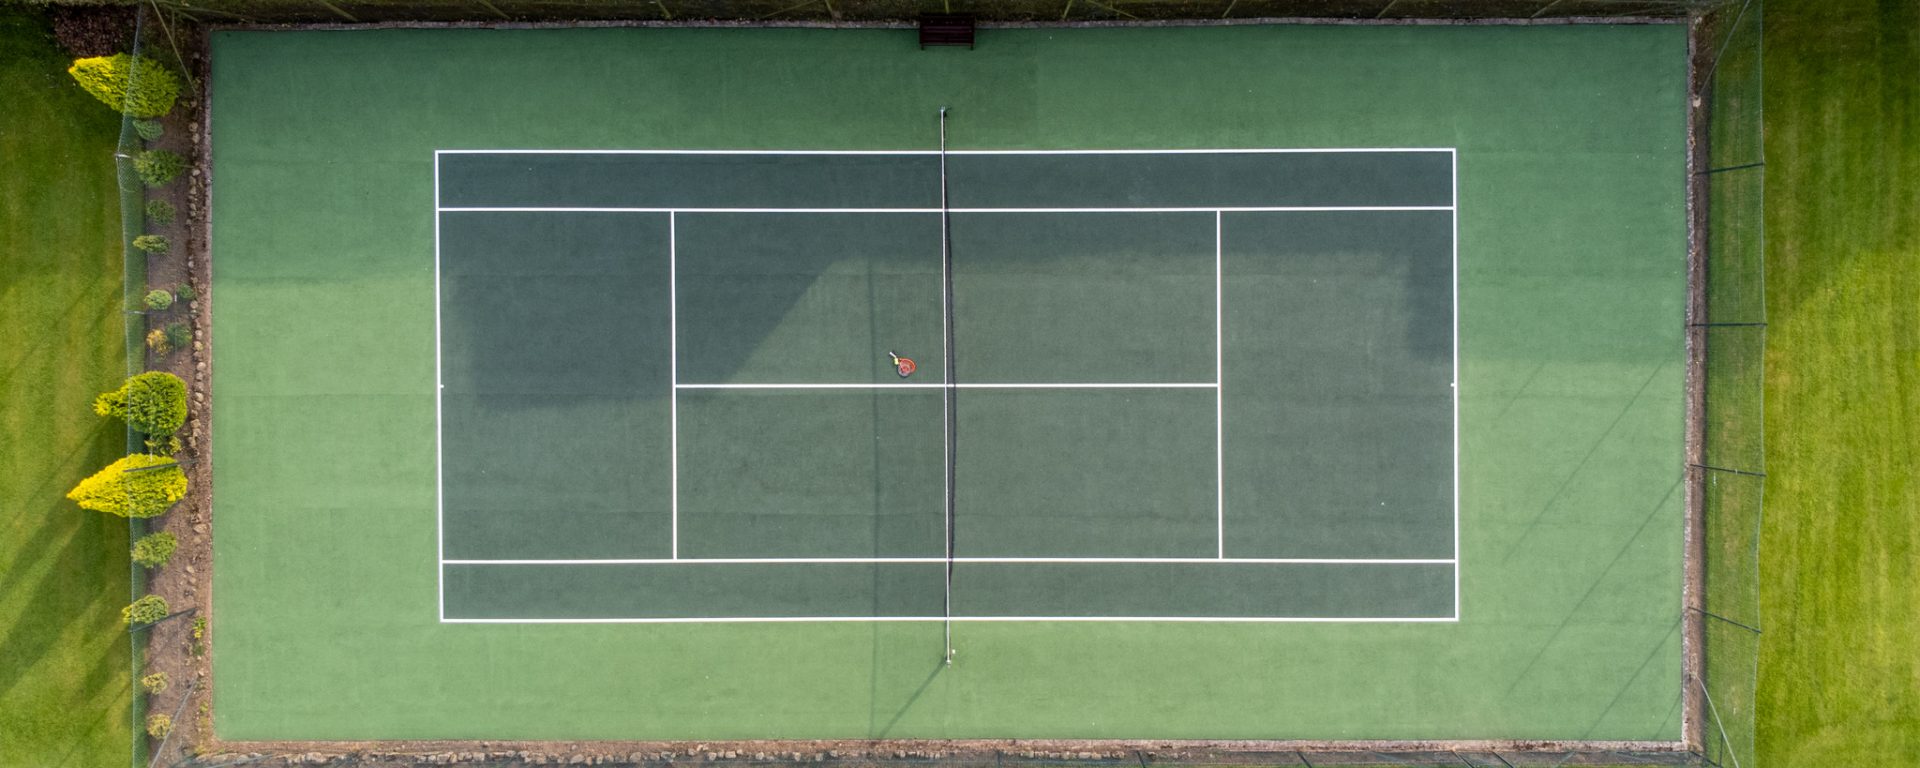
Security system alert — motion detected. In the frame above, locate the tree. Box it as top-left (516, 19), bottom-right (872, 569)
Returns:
top-left (66, 54), bottom-right (180, 118)
top-left (67, 454), bottom-right (187, 519)
top-left (94, 371), bottom-right (187, 436)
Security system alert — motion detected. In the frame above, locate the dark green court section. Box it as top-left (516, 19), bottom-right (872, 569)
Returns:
top-left (445, 561), bottom-right (1451, 619)
top-left (446, 562), bottom-right (946, 619)
top-left (949, 562), bottom-right (1451, 618)
top-left (439, 211), bottom-right (673, 560)
top-left (436, 150), bottom-right (1452, 210)
top-left (215, 24), bottom-right (1686, 741)
top-left (677, 389), bottom-right (944, 559)
top-left (676, 212), bottom-right (944, 384)
top-left (439, 152), bottom-right (939, 208)
top-left (951, 212), bottom-right (1214, 383)
top-left (1224, 211), bottom-right (1454, 559)
top-left (954, 389), bottom-right (1216, 558)
top-left (946, 151), bottom-right (1452, 208)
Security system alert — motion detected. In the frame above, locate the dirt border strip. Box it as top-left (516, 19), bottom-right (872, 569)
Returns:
top-left (181, 740), bottom-right (1696, 768)
top-left (1679, 9), bottom-right (1711, 759)
top-left (158, 12), bottom-right (1704, 766)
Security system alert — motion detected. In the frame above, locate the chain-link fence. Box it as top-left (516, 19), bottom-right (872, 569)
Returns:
top-left (1688, 1), bottom-right (1763, 767)
top-left (48, 0), bottom-right (1713, 26)
top-left (112, 8), bottom-right (155, 768)
top-left (77, 0), bottom-right (1757, 764)
top-left (106, 4), bottom-right (209, 766)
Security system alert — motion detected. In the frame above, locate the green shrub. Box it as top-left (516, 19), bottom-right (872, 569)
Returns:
top-left (134, 150), bottom-right (184, 187)
top-left (145, 198), bottom-right (175, 225)
top-left (68, 454), bottom-right (187, 519)
top-left (94, 372), bottom-right (187, 435)
top-left (140, 671), bottom-right (170, 694)
top-left (174, 283), bottom-right (195, 303)
top-left (132, 531), bottom-right (178, 568)
top-left (133, 118), bottom-right (164, 142)
top-left (145, 712), bottom-right (172, 739)
top-left (123, 594), bottom-right (170, 626)
top-left (134, 234), bottom-right (169, 255)
top-left (68, 55), bottom-right (180, 118)
top-left (143, 288), bottom-right (173, 309)
top-left (144, 433), bottom-right (181, 455)
top-left (165, 322), bottom-right (191, 350)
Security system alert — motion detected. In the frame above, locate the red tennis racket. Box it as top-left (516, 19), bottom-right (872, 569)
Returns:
top-left (887, 351), bottom-right (917, 378)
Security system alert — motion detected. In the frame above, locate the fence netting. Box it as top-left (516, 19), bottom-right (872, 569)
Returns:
top-left (112, 4), bottom-right (207, 767)
top-left (119, 0), bottom-right (1703, 25)
top-left (114, 8), bottom-right (154, 768)
top-left (1692, 1), bottom-right (1763, 767)
top-left (109, 0), bottom-right (1755, 765)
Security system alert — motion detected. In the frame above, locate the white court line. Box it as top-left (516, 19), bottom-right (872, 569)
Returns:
top-left (669, 212), bottom-right (679, 560)
top-left (433, 153), bottom-right (445, 623)
top-left (1215, 210), bottom-right (1226, 560)
top-left (443, 557), bottom-right (1457, 565)
top-left (442, 616), bottom-right (1461, 624)
top-left (441, 207), bottom-right (941, 213)
top-left (956, 206), bottom-right (1451, 213)
top-left (434, 148), bottom-right (1458, 156)
top-left (437, 206), bottom-right (1453, 214)
top-left (675, 382), bottom-right (1218, 390)
top-left (1451, 148), bottom-right (1462, 622)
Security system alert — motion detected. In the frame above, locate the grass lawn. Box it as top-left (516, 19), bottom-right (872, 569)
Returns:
top-left (0, 7), bottom-right (137, 768)
top-left (1759, 0), bottom-right (1920, 763)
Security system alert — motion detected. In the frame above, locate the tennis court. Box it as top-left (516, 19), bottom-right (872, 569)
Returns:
top-left (435, 148), bottom-right (1456, 622)
top-left (212, 24), bottom-right (1685, 741)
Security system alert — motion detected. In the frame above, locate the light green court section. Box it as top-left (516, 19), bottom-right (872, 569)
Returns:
top-left (213, 23), bottom-right (1686, 740)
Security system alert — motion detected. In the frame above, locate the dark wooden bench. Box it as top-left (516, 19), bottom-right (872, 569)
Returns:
top-left (919, 14), bottom-right (976, 49)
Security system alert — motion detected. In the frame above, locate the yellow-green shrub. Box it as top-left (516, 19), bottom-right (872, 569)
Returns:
top-left (67, 54), bottom-right (180, 118)
top-left (132, 531), bottom-right (178, 568)
top-left (67, 454), bottom-right (186, 518)
top-left (94, 371), bottom-right (187, 436)
top-left (124, 595), bottom-right (170, 626)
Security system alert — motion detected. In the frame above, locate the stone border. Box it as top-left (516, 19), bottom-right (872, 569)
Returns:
top-left (152, 11), bottom-right (1708, 766)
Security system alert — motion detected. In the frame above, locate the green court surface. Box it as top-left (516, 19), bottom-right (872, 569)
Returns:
top-left (436, 151), bottom-right (1454, 621)
top-left (212, 24), bottom-right (1686, 741)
